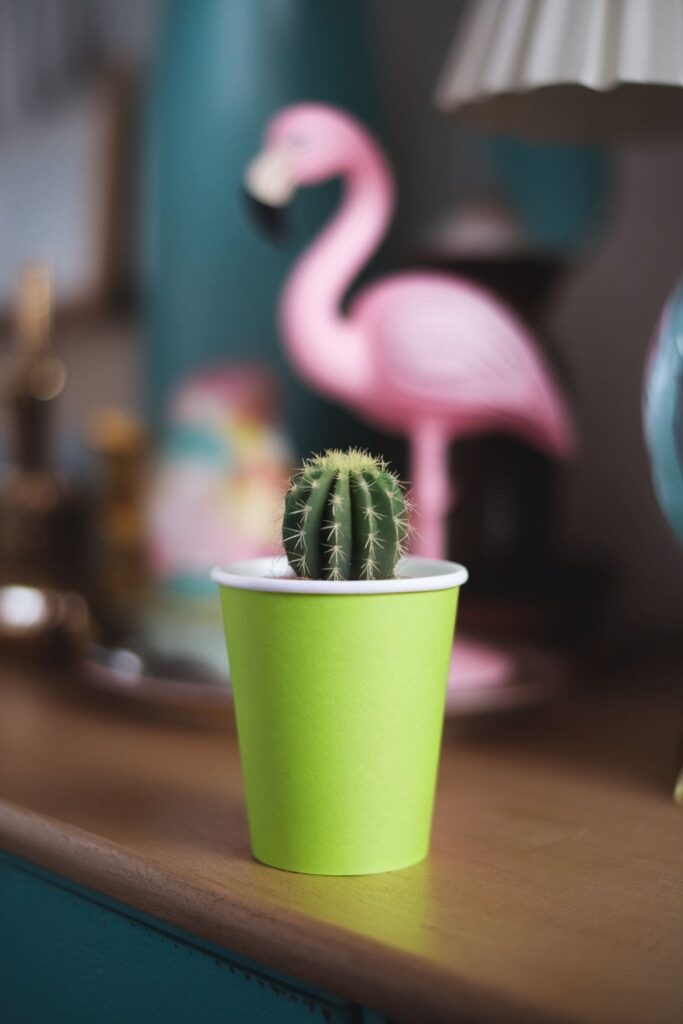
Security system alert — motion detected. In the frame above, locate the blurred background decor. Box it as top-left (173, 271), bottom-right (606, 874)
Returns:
top-left (0, 263), bottom-right (91, 662)
top-left (85, 364), bottom-right (292, 707)
top-left (0, 0), bottom-right (142, 314)
top-left (0, 0), bottom-right (680, 721)
top-left (644, 280), bottom-right (683, 549)
top-left (147, 366), bottom-right (292, 589)
top-left (436, 0), bottom-right (683, 560)
top-left (142, 364), bottom-right (292, 676)
top-left (0, 82), bottom-right (126, 314)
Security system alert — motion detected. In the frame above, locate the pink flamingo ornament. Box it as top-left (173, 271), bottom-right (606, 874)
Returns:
top-left (245, 104), bottom-right (575, 689)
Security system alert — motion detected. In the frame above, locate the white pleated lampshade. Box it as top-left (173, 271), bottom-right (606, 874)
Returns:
top-left (435, 0), bottom-right (683, 140)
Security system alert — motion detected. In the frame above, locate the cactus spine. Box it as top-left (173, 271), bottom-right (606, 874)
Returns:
top-left (283, 449), bottom-right (410, 581)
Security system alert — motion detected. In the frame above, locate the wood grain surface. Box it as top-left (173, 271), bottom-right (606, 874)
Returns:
top-left (0, 663), bottom-right (682, 1024)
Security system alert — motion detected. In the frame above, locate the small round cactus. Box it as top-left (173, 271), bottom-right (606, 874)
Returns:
top-left (283, 449), bottom-right (411, 581)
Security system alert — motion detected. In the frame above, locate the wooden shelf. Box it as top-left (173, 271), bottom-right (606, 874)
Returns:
top-left (1, 663), bottom-right (682, 1024)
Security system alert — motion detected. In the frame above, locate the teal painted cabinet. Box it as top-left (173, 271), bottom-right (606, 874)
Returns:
top-left (0, 852), bottom-right (387, 1024)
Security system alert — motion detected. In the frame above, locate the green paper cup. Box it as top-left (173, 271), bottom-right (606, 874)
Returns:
top-left (212, 555), bottom-right (467, 876)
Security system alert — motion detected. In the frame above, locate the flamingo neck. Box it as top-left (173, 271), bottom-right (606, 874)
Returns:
top-left (279, 150), bottom-right (395, 402)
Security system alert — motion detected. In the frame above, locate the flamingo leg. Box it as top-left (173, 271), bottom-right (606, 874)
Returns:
top-left (410, 421), bottom-right (516, 693)
top-left (409, 420), bottom-right (451, 560)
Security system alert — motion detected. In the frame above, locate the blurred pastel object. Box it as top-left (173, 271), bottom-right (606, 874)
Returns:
top-left (644, 280), bottom-right (683, 548)
top-left (245, 104), bottom-right (575, 559)
top-left (147, 366), bottom-right (292, 592)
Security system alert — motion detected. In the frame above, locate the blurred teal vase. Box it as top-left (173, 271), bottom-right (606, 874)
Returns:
top-left (143, 0), bottom-right (377, 450)
top-left (644, 278), bottom-right (683, 548)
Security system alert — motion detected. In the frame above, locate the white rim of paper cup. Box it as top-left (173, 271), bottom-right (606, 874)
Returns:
top-left (211, 555), bottom-right (468, 595)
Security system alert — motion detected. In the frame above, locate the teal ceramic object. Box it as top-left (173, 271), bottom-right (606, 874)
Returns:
top-left (0, 851), bottom-right (386, 1023)
top-left (644, 279), bottom-right (683, 548)
top-left (143, 0), bottom-right (378, 455)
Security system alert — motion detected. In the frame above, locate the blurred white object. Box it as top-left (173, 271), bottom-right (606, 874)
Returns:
top-left (435, 0), bottom-right (683, 140)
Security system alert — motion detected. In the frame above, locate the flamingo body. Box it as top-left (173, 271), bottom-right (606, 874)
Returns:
top-left (349, 271), bottom-right (572, 456)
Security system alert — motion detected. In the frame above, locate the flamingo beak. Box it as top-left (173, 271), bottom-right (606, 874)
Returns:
top-left (243, 146), bottom-right (296, 242)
